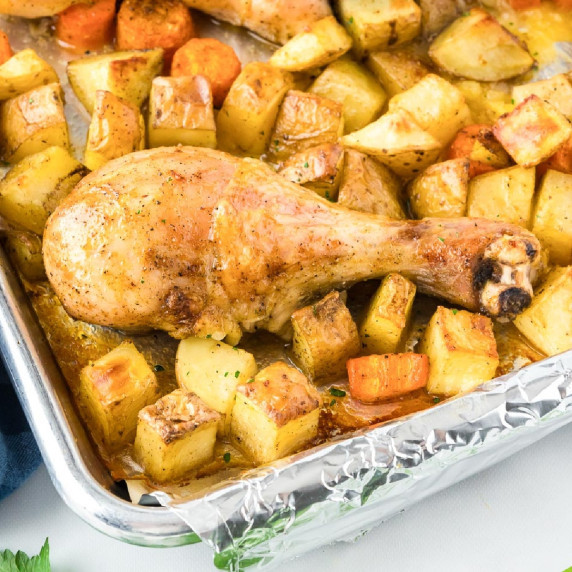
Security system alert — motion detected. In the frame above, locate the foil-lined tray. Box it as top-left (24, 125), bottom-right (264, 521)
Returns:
top-left (1, 9), bottom-right (572, 572)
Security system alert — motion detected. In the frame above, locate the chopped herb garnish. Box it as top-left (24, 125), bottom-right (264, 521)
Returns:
top-left (224, 372), bottom-right (229, 377)
top-left (247, 378), bottom-right (254, 384)
top-left (161, 219), bottom-right (166, 223)
top-left (223, 452), bottom-right (231, 463)
top-left (329, 387), bottom-right (346, 398)
top-left (206, 334), bottom-right (212, 339)
top-left (452, 309), bottom-right (458, 315)
top-left (312, 304), bottom-right (318, 316)
top-left (303, 161), bottom-right (309, 168)
top-left (433, 396), bottom-right (441, 404)
top-left (438, 237), bottom-right (445, 243)
top-left (153, 364), bottom-right (165, 372)
top-left (234, 370), bottom-right (240, 378)
top-left (330, 399), bottom-right (336, 406)
top-left (140, 278), bottom-right (145, 284)
top-left (348, 16), bottom-right (354, 24)
top-left (136, 209), bottom-right (141, 214)
top-left (232, 346), bottom-right (239, 351)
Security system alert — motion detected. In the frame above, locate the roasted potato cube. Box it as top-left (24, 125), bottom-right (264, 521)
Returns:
top-left (494, 321), bottom-right (545, 377)
top-left (418, 0), bottom-right (460, 36)
top-left (454, 80), bottom-right (514, 125)
top-left (278, 143), bottom-right (344, 199)
top-left (531, 170), bottom-right (572, 265)
top-left (5, 233), bottom-right (45, 281)
top-left (360, 273), bottom-right (416, 354)
top-left (217, 62), bottom-right (294, 157)
top-left (366, 50), bottom-right (428, 98)
top-left (309, 58), bottom-right (386, 134)
top-left (467, 165), bottom-right (535, 227)
top-left (67, 48), bottom-right (164, 114)
top-left (78, 341), bottom-right (160, 451)
top-left (513, 74), bottom-right (572, 120)
top-left (147, 76), bottom-right (215, 150)
top-left (388, 74), bottom-right (472, 147)
top-left (0, 83), bottom-right (69, 163)
top-left (514, 266), bottom-right (572, 356)
top-left (418, 306), bottom-right (499, 396)
top-left (0, 146), bottom-right (86, 235)
top-left (84, 90), bottom-right (145, 171)
top-left (407, 158), bottom-right (469, 219)
top-left (0, 49), bottom-right (58, 100)
top-left (175, 336), bottom-right (257, 436)
top-left (428, 9), bottom-right (535, 81)
top-left (337, 150), bottom-right (404, 217)
top-left (342, 109), bottom-right (442, 179)
top-left (336, 0), bottom-right (421, 58)
top-left (230, 362), bottom-right (321, 464)
top-left (291, 291), bottom-right (360, 382)
top-left (134, 389), bottom-right (220, 482)
top-left (267, 90), bottom-right (344, 163)
top-left (269, 16), bottom-right (352, 72)
top-left (493, 95), bottom-right (572, 167)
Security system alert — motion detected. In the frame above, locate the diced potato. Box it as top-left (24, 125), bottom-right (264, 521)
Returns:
top-left (0, 49), bottom-right (58, 100)
top-left (341, 109), bottom-right (442, 179)
top-left (269, 16), bottom-right (352, 72)
top-left (84, 90), bottom-right (145, 171)
top-left (360, 273), bottom-right (416, 354)
top-left (0, 146), bottom-right (86, 235)
top-left (494, 321), bottom-right (544, 377)
top-left (493, 95), bottom-right (572, 167)
top-left (388, 74), bottom-right (472, 147)
top-left (67, 48), bottom-right (164, 114)
top-left (418, 306), bottom-right (499, 396)
top-left (454, 80), bottom-right (514, 125)
top-left (175, 337), bottom-right (257, 436)
top-left (230, 361), bottom-right (321, 463)
top-left (407, 158), bottom-right (469, 219)
top-left (429, 9), bottom-right (535, 81)
top-left (5, 233), bottom-right (45, 281)
top-left (466, 165), bottom-right (535, 227)
top-left (366, 50), bottom-right (429, 98)
top-left (0, 83), bottom-right (69, 163)
top-left (337, 150), bottom-right (404, 217)
top-left (418, 0), bottom-right (460, 36)
top-left (513, 74), bottom-right (572, 120)
top-left (147, 76), bottom-right (215, 150)
top-left (267, 90), bottom-right (344, 163)
top-left (134, 389), bottom-right (220, 482)
top-left (336, 0), bottom-right (421, 58)
top-left (514, 266), bottom-right (572, 356)
top-left (278, 143), bottom-right (344, 199)
top-left (291, 291), bottom-right (360, 382)
top-left (308, 58), bottom-right (386, 134)
top-left (78, 341), bottom-right (160, 451)
top-left (531, 170), bottom-right (572, 265)
top-left (216, 62), bottom-right (294, 157)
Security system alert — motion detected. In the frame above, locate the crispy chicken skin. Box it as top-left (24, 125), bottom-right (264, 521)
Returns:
top-left (43, 147), bottom-right (544, 341)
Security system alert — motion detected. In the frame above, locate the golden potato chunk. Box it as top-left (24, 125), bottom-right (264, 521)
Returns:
top-left (493, 95), bottom-right (572, 167)
top-left (278, 143), bottom-right (344, 200)
top-left (269, 16), bottom-right (352, 72)
top-left (0, 49), bottom-right (58, 100)
top-left (230, 361), bottom-right (321, 464)
top-left (467, 165), bottom-right (535, 227)
top-left (337, 150), bottom-right (404, 218)
top-left (360, 273), bottom-right (416, 354)
top-left (366, 50), bottom-right (428, 98)
top-left (217, 62), bottom-right (294, 157)
top-left (309, 58), bottom-right (386, 134)
top-left (78, 341), bottom-right (160, 451)
top-left (336, 0), bottom-right (421, 57)
top-left (84, 90), bottom-right (145, 171)
top-left (291, 291), bottom-right (360, 382)
top-left (531, 170), bottom-right (572, 265)
top-left (494, 321), bottom-right (544, 377)
top-left (0, 83), bottom-right (69, 163)
top-left (454, 80), bottom-right (514, 125)
top-left (418, 306), bottom-right (499, 396)
top-left (429, 9), bottom-right (534, 81)
top-left (407, 158), bottom-right (469, 219)
top-left (0, 146), bottom-right (86, 235)
top-left (267, 90), bottom-right (344, 163)
top-left (342, 108), bottom-right (442, 179)
top-left (418, 0), bottom-right (460, 37)
top-left (514, 266), bottom-right (572, 357)
top-left (175, 337), bottom-right (257, 436)
top-left (5, 233), bottom-right (45, 281)
top-left (513, 74), bottom-right (572, 120)
top-left (134, 390), bottom-right (220, 483)
top-left (147, 76), bottom-right (215, 150)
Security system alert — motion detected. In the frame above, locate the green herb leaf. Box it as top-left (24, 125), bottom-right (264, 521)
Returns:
top-left (153, 364), bottom-right (165, 372)
top-left (451, 309), bottom-right (458, 315)
top-left (433, 396), bottom-right (441, 404)
top-left (223, 452), bottom-right (231, 463)
top-left (303, 161), bottom-right (309, 168)
top-left (234, 370), bottom-right (240, 378)
top-left (247, 378), bottom-right (254, 384)
top-left (329, 399), bottom-right (336, 406)
top-left (329, 387), bottom-right (346, 398)
top-left (438, 237), bottom-right (445, 243)
top-left (0, 538), bottom-right (51, 572)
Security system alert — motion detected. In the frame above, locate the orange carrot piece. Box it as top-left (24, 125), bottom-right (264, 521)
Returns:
top-left (537, 134), bottom-right (572, 177)
top-left (347, 353), bottom-right (429, 403)
top-left (56, 0), bottom-right (116, 52)
top-left (554, 0), bottom-right (572, 9)
top-left (171, 37), bottom-right (241, 108)
top-left (116, 0), bottom-right (194, 67)
top-left (0, 31), bottom-right (13, 66)
top-left (507, 0), bottom-right (541, 8)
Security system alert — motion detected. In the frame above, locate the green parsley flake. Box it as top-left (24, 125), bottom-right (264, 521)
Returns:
top-left (329, 387), bottom-right (346, 398)
top-left (223, 452), bottom-right (231, 463)
top-left (234, 370), bottom-right (240, 378)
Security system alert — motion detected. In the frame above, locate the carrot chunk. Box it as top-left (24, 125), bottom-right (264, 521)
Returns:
top-left (554, 0), bottom-right (572, 8)
top-left (347, 353), bottom-right (429, 403)
top-left (56, 0), bottom-right (116, 52)
top-left (171, 38), bottom-right (241, 108)
top-left (0, 31), bottom-right (13, 65)
top-left (507, 0), bottom-right (541, 8)
top-left (116, 0), bottom-right (194, 67)
top-left (537, 134), bottom-right (572, 176)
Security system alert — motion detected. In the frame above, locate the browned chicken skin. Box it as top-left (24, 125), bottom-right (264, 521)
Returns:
top-left (43, 147), bottom-right (543, 342)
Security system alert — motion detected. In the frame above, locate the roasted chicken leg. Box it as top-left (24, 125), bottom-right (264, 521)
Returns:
top-left (43, 147), bottom-right (544, 342)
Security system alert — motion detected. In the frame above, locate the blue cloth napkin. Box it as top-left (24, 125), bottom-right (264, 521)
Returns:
top-left (0, 360), bottom-right (41, 501)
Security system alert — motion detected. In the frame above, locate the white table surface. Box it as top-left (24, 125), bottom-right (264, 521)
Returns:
top-left (2, 421), bottom-right (572, 572)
